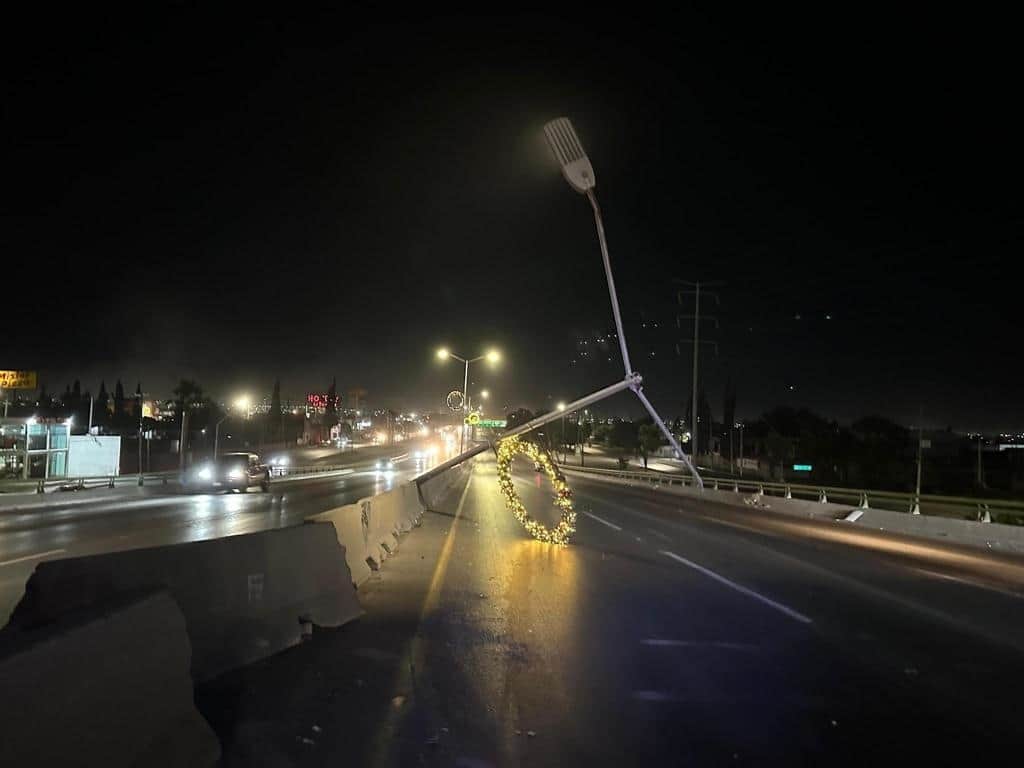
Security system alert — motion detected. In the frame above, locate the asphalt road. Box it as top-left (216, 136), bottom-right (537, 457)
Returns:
top-left (199, 453), bottom-right (1024, 766)
top-left (0, 453), bottom-right (437, 625)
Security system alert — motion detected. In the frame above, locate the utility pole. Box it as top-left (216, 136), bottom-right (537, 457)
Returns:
top-left (976, 433), bottom-right (985, 488)
top-left (136, 391), bottom-right (144, 486)
top-left (912, 409), bottom-right (924, 515)
top-left (677, 280), bottom-right (722, 462)
top-left (738, 422), bottom-right (744, 478)
top-left (179, 403), bottom-right (189, 473)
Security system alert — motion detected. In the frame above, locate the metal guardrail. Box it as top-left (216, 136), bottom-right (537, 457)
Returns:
top-left (562, 464), bottom-right (1024, 524)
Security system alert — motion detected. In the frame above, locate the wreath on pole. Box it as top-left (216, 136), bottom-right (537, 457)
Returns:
top-left (496, 436), bottom-right (576, 545)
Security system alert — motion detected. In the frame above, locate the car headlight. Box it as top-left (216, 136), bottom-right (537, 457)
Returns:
top-left (228, 468), bottom-right (243, 480)
top-left (198, 466), bottom-right (212, 481)
top-left (386, 461), bottom-right (395, 470)
top-left (375, 460), bottom-right (382, 469)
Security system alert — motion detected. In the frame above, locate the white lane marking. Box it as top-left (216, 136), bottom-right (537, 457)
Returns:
top-left (844, 509), bottom-right (865, 522)
top-left (632, 690), bottom-right (683, 702)
top-left (641, 639), bottom-right (759, 652)
top-left (0, 548), bottom-right (66, 567)
top-left (646, 527), bottom-right (672, 542)
top-left (660, 550), bottom-right (813, 625)
top-left (581, 510), bottom-right (622, 531)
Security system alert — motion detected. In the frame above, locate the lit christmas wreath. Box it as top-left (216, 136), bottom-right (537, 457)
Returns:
top-left (496, 436), bottom-right (576, 545)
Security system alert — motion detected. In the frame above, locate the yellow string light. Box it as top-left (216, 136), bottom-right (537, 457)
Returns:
top-left (495, 435), bottom-right (576, 545)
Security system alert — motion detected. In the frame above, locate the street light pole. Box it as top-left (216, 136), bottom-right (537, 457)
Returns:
top-left (437, 348), bottom-right (500, 454)
top-left (214, 414), bottom-right (228, 460)
top-left (738, 423), bottom-right (744, 478)
top-left (543, 116), bottom-right (703, 489)
top-left (913, 420), bottom-right (924, 515)
top-left (136, 392), bottom-right (144, 486)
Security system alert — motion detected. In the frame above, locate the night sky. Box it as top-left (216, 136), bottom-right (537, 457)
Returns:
top-left (4, 10), bottom-right (1020, 430)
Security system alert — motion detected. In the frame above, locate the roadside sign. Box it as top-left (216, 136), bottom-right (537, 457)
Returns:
top-left (464, 412), bottom-right (481, 426)
top-left (792, 464), bottom-right (813, 472)
top-left (0, 370), bottom-right (37, 389)
top-left (477, 419), bottom-right (507, 429)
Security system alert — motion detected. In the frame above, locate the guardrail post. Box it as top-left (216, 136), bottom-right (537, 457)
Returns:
top-left (784, 485), bottom-right (792, 499)
top-left (36, 480), bottom-right (44, 494)
top-left (77, 478), bottom-right (85, 491)
top-left (978, 503), bottom-right (991, 523)
top-left (758, 483), bottom-right (764, 495)
top-left (910, 496), bottom-right (921, 515)
top-left (818, 489), bottom-right (828, 504)
top-left (858, 492), bottom-right (869, 509)
top-left (137, 473), bottom-right (143, 487)
top-left (712, 479), bottom-right (719, 490)
top-left (111, 477), bottom-right (117, 489)
top-left (733, 481), bottom-right (739, 493)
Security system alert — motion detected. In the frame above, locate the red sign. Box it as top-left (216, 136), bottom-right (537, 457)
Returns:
top-left (306, 393), bottom-right (339, 409)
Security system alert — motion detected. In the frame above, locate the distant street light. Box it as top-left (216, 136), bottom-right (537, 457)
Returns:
top-left (234, 395), bottom-right (251, 419)
top-left (436, 347), bottom-right (502, 452)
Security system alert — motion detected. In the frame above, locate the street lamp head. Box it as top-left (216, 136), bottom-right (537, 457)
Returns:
top-left (543, 117), bottom-right (595, 194)
top-left (557, 402), bottom-right (566, 412)
top-left (436, 347), bottom-right (450, 361)
top-left (481, 390), bottom-right (490, 399)
top-left (234, 396), bottom-right (250, 411)
top-left (486, 349), bottom-right (501, 364)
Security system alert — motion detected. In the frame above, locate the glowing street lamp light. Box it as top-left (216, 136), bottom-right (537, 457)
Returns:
top-left (436, 346), bottom-right (503, 452)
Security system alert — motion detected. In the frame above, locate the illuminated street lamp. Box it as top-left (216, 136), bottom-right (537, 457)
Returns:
top-left (234, 395), bottom-right (251, 418)
top-left (436, 347), bottom-right (502, 451)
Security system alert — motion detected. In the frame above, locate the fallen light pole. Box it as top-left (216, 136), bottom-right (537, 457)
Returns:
top-left (422, 117), bottom-right (704, 490)
top-left (541, 116), bottom-right (703, 489)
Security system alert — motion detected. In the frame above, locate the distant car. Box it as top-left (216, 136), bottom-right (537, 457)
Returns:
top-left (186, 452), bottom-right (271, 492)
top-left (375, 459), bottom-right (395, 473)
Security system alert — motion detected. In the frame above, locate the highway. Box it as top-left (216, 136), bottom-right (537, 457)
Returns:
top-left (199, 453), bottom-right (1024, 766)
top-left (0, 451), bottom-right (436, 624)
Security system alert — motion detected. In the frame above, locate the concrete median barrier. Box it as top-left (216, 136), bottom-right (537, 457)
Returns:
top-left (6, 523), bottom-right (362, 681)
top-left (0, 590), bottom-right (220, 767)
top-left (397, 481), bottom-right (423, 531)
top-left (418, 460), bottom-right (472, 513)
top-left (307, 502), bottom-right (374, 586)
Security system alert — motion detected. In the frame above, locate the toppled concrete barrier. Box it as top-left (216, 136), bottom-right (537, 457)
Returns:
top-left (308, 502), bottom-right (373, 586)
top-left (0, 590), bottom-right (220, 767)
top-left (7, 523), bottom-right (362, 681)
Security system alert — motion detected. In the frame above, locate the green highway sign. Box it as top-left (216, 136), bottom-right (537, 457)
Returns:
top-left (477, 419), bottom-right (506, 429)
top-left (792, 464), bottom-right (813, 472)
